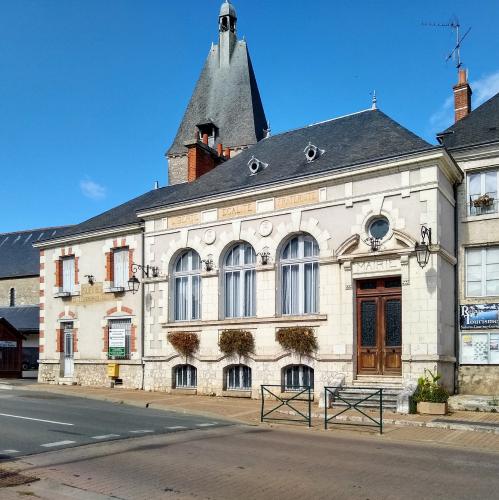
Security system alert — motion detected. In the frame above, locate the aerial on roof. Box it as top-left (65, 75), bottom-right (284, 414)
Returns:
top-left (0, 226), bottom-right (71, 278)
top-left (438, 91), bottom-right (499, 149)
top-left (0, 306), bottom-right (39, 332)
top-left (167, 1), bottom-right (267, 157)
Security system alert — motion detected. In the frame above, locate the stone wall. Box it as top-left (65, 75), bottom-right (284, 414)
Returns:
top-left (168, 155), bottom-right (188, 185)
top-left (458, 366), bottom-right (499, 395)
top-left (0, 276), bottom-right (39, 307)
top-left (38, 363), bottom-right (60, 384)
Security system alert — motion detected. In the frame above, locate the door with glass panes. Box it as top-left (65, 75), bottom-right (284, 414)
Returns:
top-left (356, 277), bottom-right (402, 375)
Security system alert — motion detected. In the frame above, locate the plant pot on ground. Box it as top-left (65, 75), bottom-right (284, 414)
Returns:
top-left (275, 327), bottom-right (318, 357)
top-left (413, 368), bottom-right (449, 415)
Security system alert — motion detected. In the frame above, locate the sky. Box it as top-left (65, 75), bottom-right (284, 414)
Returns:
top-left (1, 0), bottom-right (498, 233)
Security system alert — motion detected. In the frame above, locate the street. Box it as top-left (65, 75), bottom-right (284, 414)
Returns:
top-left (1, 389), bottom-right (499, 499)
top-left (0, 389), bottom-right (229, 458)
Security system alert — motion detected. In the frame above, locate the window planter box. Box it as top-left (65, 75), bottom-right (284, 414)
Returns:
top-left (417, 401), bottom-right (448, 415)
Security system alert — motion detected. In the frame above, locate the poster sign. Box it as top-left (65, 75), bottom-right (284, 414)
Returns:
top-left (461, 334), bottom-right (489, 364)
top-left (0, 340), bottom-right (17, 348)
top-left (108, 328), bottom-right (126, 357)
top-left (460, 304), bottom-right (499, 330)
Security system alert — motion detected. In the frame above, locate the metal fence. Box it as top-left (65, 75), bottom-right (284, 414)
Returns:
top-left (260, 385), bottom-right (312, 427)
top-left (324, 386), bottom-right (383, 434)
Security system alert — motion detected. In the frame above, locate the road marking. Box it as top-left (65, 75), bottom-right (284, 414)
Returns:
top-left (41, 440), bottom-right (76, 448)
top-left (129, 429), bottom-right (154, 434)
top-left (196, 423), bottom-right (217, 427)
top-left (166, 425), bottom-right (187, 430)
top-left (2, 449), bottom-right (20, 454)
top-left (91, 434), bottom-right (120, 440)
top-left (0, 412), bottom-right (73, 426)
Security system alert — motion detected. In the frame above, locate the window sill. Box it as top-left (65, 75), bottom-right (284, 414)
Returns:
top-left (54, 291), bottom-right (79, 298)
top-left (222, 390), bottom-right (252, 398)
top-left (171, 388), bottom-right (197, 395)
top-left (462, 213), bottom-right (499, 223)
top-left (162, 314), bottom-right (327, 329)
top-left (105, 287), bottom-right (127, 294)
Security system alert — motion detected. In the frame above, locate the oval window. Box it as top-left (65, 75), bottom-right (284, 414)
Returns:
top-left (369, 217), bottom-right (389, 239)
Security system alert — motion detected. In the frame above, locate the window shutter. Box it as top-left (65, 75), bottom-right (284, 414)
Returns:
top-left (62, 257), bottom-right (75, 293)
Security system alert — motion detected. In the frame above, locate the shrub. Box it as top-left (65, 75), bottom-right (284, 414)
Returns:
top-left (276, 327), bottom-right (318, 356)
top-left (218, 330), bottom-right (254, 357)
top-left (412, 369), bottom-right (449, 404)
top-left (167, 332), bottom-right (199, 358)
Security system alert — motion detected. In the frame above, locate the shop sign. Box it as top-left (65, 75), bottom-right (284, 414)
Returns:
top-left (108, 328), bottom-right (126, 357)
top-left (460, 304), bottom-right (499, 330)
top-left (0, 340), bottom-right (17, 348)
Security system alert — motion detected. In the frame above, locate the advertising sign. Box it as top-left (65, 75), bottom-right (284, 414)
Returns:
top-left (461, 334), bottom-right (489, 364)
top-left (0, 341), bottom-right (17, 348)
top-left (460, 304), bottom-right (499, 330)
top-left (108, 328), bottom-right (126, 357)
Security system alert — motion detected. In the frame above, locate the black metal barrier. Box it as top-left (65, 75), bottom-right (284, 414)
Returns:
top-left (324, 386), bottom-right (383, 434)
top-left (260, 385), bottom-right (312, 427)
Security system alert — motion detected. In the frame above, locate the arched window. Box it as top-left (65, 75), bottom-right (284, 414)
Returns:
top-left (9, 287), bottom-right (15, 307)
top-left (223, 242), bottom-right (256, 318)
top-left (226, 364), bottom-right (251, 390)
top-left (174, 364), bottom-right (197, 389)
top-left (283, 365), bottom-right (314, 391)
top-left (280, 234), bottom-right (319, 315)
top-left (173, 250), bottom-right (201, 321)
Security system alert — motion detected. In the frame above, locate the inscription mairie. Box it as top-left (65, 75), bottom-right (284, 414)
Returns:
top-left (218, 202), bottom-right (256, 220)
top-left (71, 283), bottom-right (109, 304)
top-left (275, 190), bottom-right (319, 210)
top-left (168, 213), bottom-right (201, 229)
top-left (352, 259), bottom-right (400, 275)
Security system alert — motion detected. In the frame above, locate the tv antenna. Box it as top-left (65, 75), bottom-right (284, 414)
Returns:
top-left (422, 18), bottom-right (471, 70)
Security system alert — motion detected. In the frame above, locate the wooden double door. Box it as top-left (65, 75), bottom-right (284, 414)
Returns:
top-left (356, 277), bottom-right (402, 376)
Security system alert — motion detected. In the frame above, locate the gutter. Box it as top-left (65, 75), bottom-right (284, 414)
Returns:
top-left (453, 181), bottom-right (460, 395)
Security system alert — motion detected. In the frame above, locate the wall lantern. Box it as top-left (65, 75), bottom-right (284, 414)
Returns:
top-left (257, 250), bottom-right (271, 265)
top-left (127, 263), bottom-right (160, 294)
top-left (202, 258), bottom-right (215, 272)
top-left (364, 236), bottom-right (381, 252)
top-left (415, 225), bottom-right (432, 269)
top-left (84, 274), bottom-right (95, 285)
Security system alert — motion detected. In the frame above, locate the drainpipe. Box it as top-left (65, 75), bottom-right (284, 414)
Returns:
top-left (140, 227), bottom-right (146, 390)
top-left (453, 181), bottom-right (460, 395)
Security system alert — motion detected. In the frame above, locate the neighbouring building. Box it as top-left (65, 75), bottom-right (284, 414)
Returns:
top-left (0, 227), bottom-right (68, 376)
top-left (438, 70), bottom-right (499, 395)
top-left (36, 1), bottom-right (468, 410)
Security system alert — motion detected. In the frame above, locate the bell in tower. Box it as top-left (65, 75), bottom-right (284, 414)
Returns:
top-left (219, 1), bottom-right (237, 33)
top-left (218, 1), bottom-right (237, 67)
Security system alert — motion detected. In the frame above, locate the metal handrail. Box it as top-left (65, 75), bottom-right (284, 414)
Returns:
top-left (260, 385), bottom-right (312, 427)
top-left (324, 386), bottom-right (383, 434)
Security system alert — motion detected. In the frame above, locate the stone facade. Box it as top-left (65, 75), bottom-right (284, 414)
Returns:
top-left (0, 276), bottom-right (39, 307)
top-left (458, 365), bottom-right (499, 395)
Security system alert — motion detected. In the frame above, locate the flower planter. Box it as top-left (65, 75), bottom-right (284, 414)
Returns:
top-left (417, 401), bottom-right (448, 415)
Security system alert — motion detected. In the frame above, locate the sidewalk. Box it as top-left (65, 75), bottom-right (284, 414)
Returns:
top-left (3, 379), bottom-right (499, 452)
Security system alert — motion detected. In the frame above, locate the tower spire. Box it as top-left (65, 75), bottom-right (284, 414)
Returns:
top-left (219, 1), bottom-right (238, 67)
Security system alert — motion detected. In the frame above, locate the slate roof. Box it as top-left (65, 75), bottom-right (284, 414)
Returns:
top-left (149, 108), bottom-right (435, 212)
top-left (167, 40), bottom-right (267, 156)
top-left (438, 92), bottom-right (499, 149)
top-left (39, 108), bottom-right (434, 244)
top-left (0, 306), bottom-right (39, 332)
top-left (0, 227), bottom-right (70, 278)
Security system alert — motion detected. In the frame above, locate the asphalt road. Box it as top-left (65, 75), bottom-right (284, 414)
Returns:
top-left (0, 388), bottom-right (230, 459)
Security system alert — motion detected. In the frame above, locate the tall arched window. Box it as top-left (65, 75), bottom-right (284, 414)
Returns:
top-left (174, 364), bottom-right (197, 389)
top-left (283, 365), bottom-right (314, 391)
top-left (223, 242), bottom-right (256, 318)
top-left (281, 234), bottom-right (319, 315)
top-left (225, 364), bottom-right (252, 390)
top-left (173, 249), bottom-right (201, 321)
top-left (9, 287), bottom-right (15, 307)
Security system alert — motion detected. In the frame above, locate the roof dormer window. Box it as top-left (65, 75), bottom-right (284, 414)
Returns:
top-left (197, 122), bottom-right (217, 148)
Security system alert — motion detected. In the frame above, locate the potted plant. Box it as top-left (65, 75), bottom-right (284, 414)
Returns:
top-left (218, 329), bottom-right (255, 358)
top-left (472, 193), bottom-right (494, 208)
top-left (413, 369), bottom-right (449, 415)
top-left (167, 332), bottom-right (200, 360)
top-left (276, 327), bottom-right (318, 357)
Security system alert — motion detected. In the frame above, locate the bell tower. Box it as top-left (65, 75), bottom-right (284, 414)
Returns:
top-left (219, 1), bottom-right (237, 68)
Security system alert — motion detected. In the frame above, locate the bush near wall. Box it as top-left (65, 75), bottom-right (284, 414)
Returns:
top-left (218, 330), bottom-right (255, 357)
top-left (276, 327), bottom-right (318, 356)
top-left (167, 332), bottom-right (200, 358)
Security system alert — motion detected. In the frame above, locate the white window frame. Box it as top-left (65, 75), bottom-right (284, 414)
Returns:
top-left (467, 169), bottom-right (499, 216)
top-left (226, 365), bottom-right (251, 390)
top-left (223, 243), bottom-right (256, 319)
top-left (173, 250), bottom-right (201, 321)
top-left (466, 247), bottom-right (499, 297)
top-left (280, 234), bottom-right (319, 315)
top-left (113, 248), bottom-right (129, 289)
top-left (174, 364), bottom-right (197, 388)
top-left (62, 256), bottom-right (75, 294)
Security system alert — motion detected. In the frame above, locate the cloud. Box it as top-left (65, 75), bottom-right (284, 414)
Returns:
top-left (80, 178), bottom-right (106, 200)
top-left (429, 69), bottom-right (499, 134)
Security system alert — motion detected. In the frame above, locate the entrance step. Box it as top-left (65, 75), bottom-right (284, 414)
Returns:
top-left (331, 381), bottom-right (402, 411)
top-left (353, 376), bottom-right (403, 389)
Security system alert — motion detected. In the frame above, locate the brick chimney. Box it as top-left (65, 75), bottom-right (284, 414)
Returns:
top-left (453, 68), bottom-right (472, 122)
top-left (184, 139), bottom-right (226, 182)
